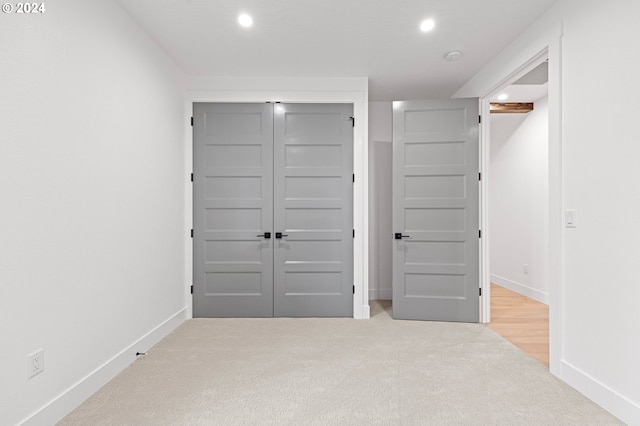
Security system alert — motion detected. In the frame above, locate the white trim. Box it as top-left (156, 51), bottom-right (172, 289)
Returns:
top-left (369, 288), bottom-right (392, 301)
top-left (490, 274), bottom-right (550, 305)
top-left (21, 308), bottom-right (187, 426)
top-left (559, 361), bottom-right (640, 425)
top-left (184, 77), bottom-right (370, 319)
top-left (479, 98), bottom-right (491, 323)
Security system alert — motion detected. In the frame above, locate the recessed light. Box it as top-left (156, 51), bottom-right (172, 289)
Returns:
top-left (238, 13), bottom-right (253, 28)
top-left (497, 93), bottom-right (509, 101)
top-left (420, 19), bottom-right (435, 32)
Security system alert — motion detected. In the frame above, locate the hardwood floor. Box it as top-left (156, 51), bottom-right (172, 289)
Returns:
top-left (487, 283), bottom-right (549, 367)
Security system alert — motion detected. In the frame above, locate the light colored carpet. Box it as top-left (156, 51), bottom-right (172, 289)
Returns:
top-left (59, 301), bottom-right (623, 425)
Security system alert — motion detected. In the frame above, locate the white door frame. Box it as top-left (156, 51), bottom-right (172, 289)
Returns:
top-left (457, 22), bottom-right (563, 374)
top-left (183, 77), bottom-right (370, 319)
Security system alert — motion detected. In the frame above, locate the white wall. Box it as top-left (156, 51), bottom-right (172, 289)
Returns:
top-left (0, 1), bottom-right (187, 424)
top-left (368, 102), bottom-right (393, 300)
top-left (490, 97), bottom-right (549, 303)
top-left (456, 0), bottom-right (640, 423)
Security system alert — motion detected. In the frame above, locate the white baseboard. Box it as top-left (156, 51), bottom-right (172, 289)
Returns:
top-left (21, 307), bottom-right (187, 426)
top-left (490, 274), bottom-right (549, 304)
top-left (559, 360), bottom-right (640, 425)
top-left (368, 288), bottom-right (392, 301)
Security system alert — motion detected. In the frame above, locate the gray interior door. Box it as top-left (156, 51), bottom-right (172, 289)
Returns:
top-left (273, 104), bottom-right (354, 317)
top-left (392, 99), bottom-right (480, 322)
top-left (193, 103), bottom-right (274, 317)
top-left (193, 103), bottom-right (353, 317)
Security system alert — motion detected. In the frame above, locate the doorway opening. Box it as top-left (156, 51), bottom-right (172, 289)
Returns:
top-left (484, 56), bottom-right (550, 367)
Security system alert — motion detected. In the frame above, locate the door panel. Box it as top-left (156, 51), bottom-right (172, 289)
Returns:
top-left (193, 103), bottom-right (274, 317)
top-left (392, 99), bottom-right (479, 322)
top-left (273, 104), bottom-right (354, 317)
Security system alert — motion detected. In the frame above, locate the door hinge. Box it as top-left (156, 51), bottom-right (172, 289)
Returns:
top-left (190, 229), bottom-right (194, 238)
top-left (479, 173), bottom-right (481, 181)
top-left (352, 174), bottom-right (355, 183)
top-left (353, 285), bottom-right (355, 294)
top-left (190, 285), bottom-right (193, 294)
top-left (479, 115), bottom-right (482, 124)
top-left (190, 117), bottom-right (193, 126)
top-left (479, 230), bottom-right (482, 238)
top-left (479, 288), bottom-right (482, 296)
top-left (190, 173), bottom-right (194, 182)
top-left (353, 229), bottom-right (355, 238)
top-left (350, 116), bottom-right (355, 127)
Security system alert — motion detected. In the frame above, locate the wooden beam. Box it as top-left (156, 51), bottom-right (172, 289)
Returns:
top-left (490, 102), bottom-right (534, 114)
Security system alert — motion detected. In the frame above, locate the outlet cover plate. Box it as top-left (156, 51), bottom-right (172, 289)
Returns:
top-left (27, 349), bottom-right (44, 379)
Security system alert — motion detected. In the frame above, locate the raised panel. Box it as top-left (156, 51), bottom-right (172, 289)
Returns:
top-left (285, 208), bottom-right (342, 231)
top-left (205, 145), bottom-right (262, 168)
top-left (405, 175), bottom-right (465, 199)
top-left (205, 209), bottom-right (261, 231)
top-left (284, 113), bottom-right (342, 140)
top-left (205, 112), bottom-right (263, 138)
top-left (404, 274), bottom-right (466, 299)
top-left (284, 272), bottom-right (342, 295)
top-left (285, 240), bottom-right (342, 263)
top-left (405, 141), bottom-right (465, 166)
top-left (205, 177), bottom-right (262, 200)
top-left (205, 272), bottom-right (263, 296)
top-left (405, 208), bottom-right (466, 232)
top-left (205, 241), bottom-right (262, 263)
top-left (285, 177), bottom-right (342, 200)
top-left (404, 108), bottom-right (466, 134)
top-left (285, 145), bottom-right (341, 168)
top-left (405, 241), bottom-right (465, 265)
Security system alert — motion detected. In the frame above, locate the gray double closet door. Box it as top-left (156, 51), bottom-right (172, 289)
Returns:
top-left (193, 103), bottom-right (354, 318)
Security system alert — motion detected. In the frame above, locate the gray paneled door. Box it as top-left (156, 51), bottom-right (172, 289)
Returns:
top-left (392, 99), bottom-right (480, 322)
top-left (193, 103), bottom-right (353, 318)
top-left (193, 103), bottom-right (274, 317)
top-left (273, 104), bottom-right (354, 317)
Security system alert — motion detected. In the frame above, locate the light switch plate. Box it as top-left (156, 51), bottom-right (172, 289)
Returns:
top-left (565, 209), bottom-right (576, 228)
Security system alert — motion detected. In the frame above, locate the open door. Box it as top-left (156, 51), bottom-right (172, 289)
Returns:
top-left (392, 99), bottom-right (480, 322)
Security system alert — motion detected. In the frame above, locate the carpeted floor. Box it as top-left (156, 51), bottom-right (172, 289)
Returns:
top-left (59, 301), bottom-right (623, 425)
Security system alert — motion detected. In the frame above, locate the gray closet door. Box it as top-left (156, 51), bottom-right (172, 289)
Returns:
top-left (193, 103), bottom-right (353, 318)
top-left (392, 99), bottom-right (479, 322)
top-left (193, 103), bottom-right (274, 317)
top-left (273, 104), bottom-right (354, 317)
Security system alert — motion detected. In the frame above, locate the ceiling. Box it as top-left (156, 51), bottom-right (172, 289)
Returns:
top-left (118, 0), bottom-right (558, 101)
top-left (490, 61), bottom-right (549, 103)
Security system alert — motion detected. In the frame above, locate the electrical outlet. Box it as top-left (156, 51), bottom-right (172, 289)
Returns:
top-left (523, 264), bottom-right (529, 274)
top-left (27, 349), bottom-right (44, 379)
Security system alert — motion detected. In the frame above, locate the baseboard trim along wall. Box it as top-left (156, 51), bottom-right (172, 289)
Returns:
top-left (491, 274), bottom-right (549, 305)
top-left (21, 307), bottom-right (188, 426)
top-left (560, 360), bottom-right (640, 425)
top-left (368, 289), bottom-right (392, 301)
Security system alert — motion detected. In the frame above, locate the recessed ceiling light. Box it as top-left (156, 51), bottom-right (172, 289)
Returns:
top-left (497, 93), bottom-right (509, 101)
top-left (420, 19), bottom-right (435, 32)
top-left (238, 13), bottom-right (253, 28)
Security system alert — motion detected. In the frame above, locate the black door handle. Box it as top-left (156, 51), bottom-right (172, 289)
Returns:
top-left (275, 232), bottom-right (289, 239)
top-left (257, 232), bottom-right (271, 239)
top-left (395, 233), bottom-right (410, 240)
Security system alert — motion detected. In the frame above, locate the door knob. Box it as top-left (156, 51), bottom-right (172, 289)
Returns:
top-left (257, 232), bottom-right (271, 239)
top-left (275, 232), bottom-right (289, 239)
top-left (394, 233), bottom-right (410, 240)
